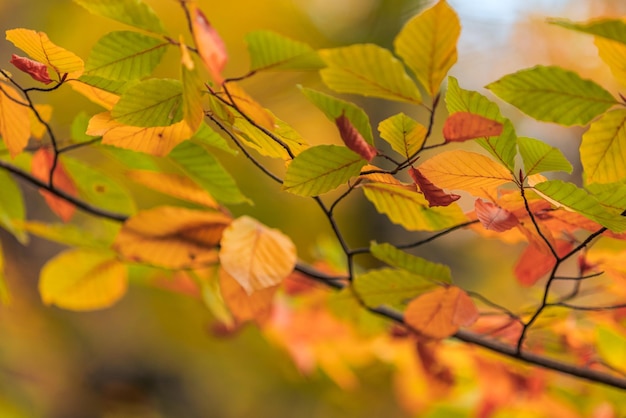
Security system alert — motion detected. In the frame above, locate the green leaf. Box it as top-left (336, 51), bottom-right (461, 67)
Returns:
top-left (77, 75), bottom-right (128, 95)
top-left (370, 242), bottom-right (451, 284)
top-left (71, 111), bottom-right (99, 143)
top-left (549, 18), bottom-right (626, 46)
top-left (587, 182), bottom-right (626, 215)
top-left (168, 141), bottom-right (250, 204)
top-left (18, 221), bottom-right (113, 249)
top-left (596, 325), bottom-right (626, 373)
top-left (354, 268), bottom-right (436, 309)
top-left (517, 136), bottom-right (572, 176)
top-left (299, 87), bottom-right (373, 144)
top-left (283, 145), bottom-right (365, 196)
top-left (319, 44), bottom-right (421, 103)
top-left (84, 31), bottom-right (168, 80)
top-left (73, 0), bottom-right (166, 35)
top-left (112, 79), bottom-right (183, 127)
top-left (378, 113), bottom-right (426, 158)
top-left (245, 30), bottom-right (325, 72)
top-left (533, 180), bottom-right (626, 232)
top-left (180, 49), bottom-right (204, 132)
top-left (102, 144), bottom-right (161, 170)
top-left (61, 156), bottom-right (136, 215)
top-left (446, 77), bottom-right (517, 171)
top-left (581, 109), bottom-right (626, 184)
top-left (191, 122), bottom-right (236, 155)
top-left (486, 65), bottom-right (617, 126)
top-left (0, 171), bottom-right (27, 244)
top-left (362, 182), bottom-right (467, 231)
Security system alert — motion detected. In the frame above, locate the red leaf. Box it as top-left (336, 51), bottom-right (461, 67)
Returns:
top-left (10, 54), bottom-right (52, 85)
top-left (31, 148), bottom-right (77, 222)
top-left (514, 240), bottom-right (572, 286)
top-left (443, 112), bottom-right (503, 142)
top-left (335, 113), bottom-right (377, 162)
top-left (191, 6), bottom-right (227, 84)
top-left (409, 167), bottom-right (460, 207)
top-left (474, 199), bottom-right (519, 232)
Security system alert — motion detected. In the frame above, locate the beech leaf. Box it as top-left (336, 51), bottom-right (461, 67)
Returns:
top-left (220, 267), bottom-right (279, 324)
top-left (370, 242), bottom-right (452, 284)
top-left (245, 30), bottom-right (324, 72)
top-left (443, 112), bottom-right (503, 142)
top-left (474, 199), bottom-right (519, 232)
top-left (127, 170), bottom-right (219, 209)
top-left (514, 240), bottom-right (572, 286)
top-left (0, 83), bottom-right (31, 157)
top-left (0, 170), bottom-right (27, 244)
top-left (191, 5), bottom-right (227, 83)
top-left (354, 268), bottom-right (437, 309)
top-left (31, 148), bottom-right (77, 222)
top-left (517, 136), bottom-right (572, 176)
top-left (409, 167), bottom-right (460, 207)
top-left (378, 113), bottom-right (426, 158)
top-left (335, 113), bottom-right (377, 162)
top-left (10, 54), bottom-right (52, 84)
top-left (580, 109), bottom-right (626, 184)
top-left (73, 0), bottom-right (166, 35)
top-left (219, 216), bottom-right (296, 294)
top-left (404, 286), bottom-right (479, 339)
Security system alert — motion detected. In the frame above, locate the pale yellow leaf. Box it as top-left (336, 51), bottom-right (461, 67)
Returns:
top-left (219, 267), bottom-right (278, 324)
top-left (127, 170), bottom-right (219, 209)
top-left (68, 79), bottom-right (120, 109)
top-left (595, 37), bottom-right (626, 88)
top-left (219, 216), bottom-right (296, 294)
top-left (6, 29), bottom-right (84, 75)
top-left (581, 109), bottom-right (626, 184)
top-left (0, 83), bottom-right (30, 157)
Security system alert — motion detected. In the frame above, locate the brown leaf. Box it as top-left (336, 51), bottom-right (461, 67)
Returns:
top-left (474, 199), bottom-right (519, 232)
top-left (10, 54), bottom-right (52, 84)
top-left (191, 5), bottom-right (227, 83)
top-left (335, 113), bottom-right (376, 162)
top-left (31, 148), bottom-right (77, 222)
top-left (409, 167), bottom-right (460, 207)
top-left (443, 112), bottom-right (503, 142)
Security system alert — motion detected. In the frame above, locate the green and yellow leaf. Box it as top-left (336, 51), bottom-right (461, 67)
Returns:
top-left (245, 30), bottom-right (325, 72)
top-left (112, 78), bottom-right (183, 127)
top-left (354, 268), bottom-right (437, 309)
top-left (73, 0), bottom-right (166, 35)
top-left (377, 113), bottom-right (426, 158)
top-left (581, 109), bottom-right (626, 184)
top-left (370, 242), bottom-right (452, 284)
top-left (517, 136), bottom-right (572, 176)
top-left (180, 38), bottom-right (205, 132)
top-left (0, 171), bottom-right (27, 243)
top-left (549, 18), bottom-right (626, 46)
top-left (127, 170), bottom-right (219, 209)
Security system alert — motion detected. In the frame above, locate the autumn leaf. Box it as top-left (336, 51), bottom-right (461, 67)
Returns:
top-left (514, 240), bottom-right (573, 286)
top-left (10, 54), bottom-right (52, 84)
top-left (442, 112), bottom-right (503, 142)
top-left (113, 206), bottom-right (231, 268)
top-left (220, 267), bottom-right (279, 325)
top-left (0, 83), bottom-right (31, 157)
top-left (245, 30), bottom-right (324, 72)
top-left (335, 113), bottom-right (377, 162)
top-left (409, 167), bottom-right (460, 207)
top-left (190, 4), bottom-right (227, 83)
top-left (404, 286), bottom-right (479, 339)
top-left (474, 199), bottom-right (519, 232)
top-left (179, 36), bottom-right (205, 132)
top-left (219, 216), bottom-right (296, 294)
top-left (378, 113), bottom-right (426, 159)
top-left (31, 148), bottom-right (77, 222)
top-left (127, 170), bottom-right (219, 209)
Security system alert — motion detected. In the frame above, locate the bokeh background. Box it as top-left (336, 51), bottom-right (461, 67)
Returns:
top-left (1, 0), bottom-right (626, 417)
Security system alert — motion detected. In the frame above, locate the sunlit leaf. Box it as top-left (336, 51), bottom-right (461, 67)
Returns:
top-left (168, 140), bottom-right (250, 204)
top-left (0, 83), bottom-right (31, 157)
top-left (114, 206), bottom-right (230, 268)
top-left (31, 148), bottom-right (77, 222)
top-left (245, 30), bottom-right (325, 72)
top-left (112, 79), bottom-right (183, 127)
top-left (179, 37), bottom-right (205, 132)
top-left (596, 325), bottom-right (626, 373)
top-left (300, 87), bottom-right (373, 144)
top-left (6, 28), bottom-right (84, 75)
top-left (10, 54), bottom-right (52, 84)
top-left (0, 171), bottom-right (27, 243)
top-left (354, 268), bottom-right (436, 309)
top-left (84, 31), bottom-right (168, 80)
top-left (443, 112), bottom-right (503, 142)
top-left (587, 182), bottom-right (626, 215)
top-left (220, 267), bottom-right (279, 324)
top-left (409, 167), bottom-right (460, 207)
top-left (191, 122), bottom-right (236, 155)
top-left (362, 182), bottom-right (467, 231)
top-left (190, 4), bottom-right (227, 83)
top-left (320, 44), bottom-right (421, 103)
top-left (517, 136), bottom-right (572, 176)
top-left (127, 169), bottom-right (219, 209)
top-left (18, 220), bottom-right (112, 249)
top-left (417, 150), bottom-right (513, 197)
top-left (581, 109), bottom-right (626, 184)
top-left (549, 18), bottom-right (626, 46)
top-left (335, 113), bottom-right (376, 161)
top-left (219, 82), bottom-right (276, 131)
top-left (474, 199), bottom-right (519, 232)
top-left (39, 248), bottom-right (127, 311)
top-left (232, 111), bottom-right (307, 159)
top-left (370, 242), bottom-right (452, 284)
top-left (394, 0), bottom-right (460, 96)
top-left (68, 77), bottom-right (121, 109)
top-left (378, 113), bottom-right (426, 158)
top-left (595, 37), bottom-right (626, 88)
top-left (486, 66), bottom-right (617, 126)
top-left (446, 77), bottom-right (517, 171)
top-left (404, 285), bottom-right (479, 339)
top-left (533, 180), bottom-right (626, 232)
top-left (73, 0), bottom-right (166, 35)
top-left (283, 145), bottom-right (366, 196)
top-left (219, 216), bottom-right (296, 294)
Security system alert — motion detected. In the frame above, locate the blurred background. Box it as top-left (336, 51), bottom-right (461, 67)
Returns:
top-left (1, 0), bottom-right (626, 417)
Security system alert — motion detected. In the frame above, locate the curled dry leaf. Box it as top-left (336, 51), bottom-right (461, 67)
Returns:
top-left (474, 199), bottom-right (519, 232)
top-left (190, 5), bottom-right (227, 83)
top-left (443, 111), bottom-right (503, 142)
top-left (31, 148), bottom-right (77, 222)
top-left (219, 216), bottom-right (297, 294)
top-left (409, 167), bottom-right (460, 207)
top-left (335, 113), bottom-right (377, 162)
top-left (404, 285), bottom-right (479, 339)
top-left (10, 54), bottom-right (52, 84)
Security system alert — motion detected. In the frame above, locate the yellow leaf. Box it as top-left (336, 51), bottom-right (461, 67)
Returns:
top-left (394, 0), bottom-right (460, 96)
top-left (418, 150), bottom-right (513, 197)
top-left (0, 83), bottom-right (30, 157)
top-left (219, 216), bottom-right (296, 294)
top-left (6, 29), bottom-right (84, 75)
top-left (180, 36), bottom-right (205, 131)
top-left (360, 164), bottom-right (416, 190)
top-left (219, 267), bottom-right (278, 325)
top-left (595, 37), bottom-right (626, 88)
top-left (30, 104), bottom-right (52, 139)
top-left (68, 79), bottom-right (120, 109)
top-left (127, 170), bottom-right (219, 209)
top-left (581, 109), bottom-right (626, 184)
top-left (39, 248), bottom-right (127, 311)
top-left (221, 82), bottom-right (275, 131)
top-left (404, 286), bottom-right (478, 339)
top-left (113, 206), bottom-right (231, 269)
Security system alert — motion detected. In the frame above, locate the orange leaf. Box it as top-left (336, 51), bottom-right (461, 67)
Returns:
top-left (68, 80), bottom-right (119, 109)
top-left (31, 148), bottom-right (77, 222)
top-left (190, 5), bottom-right (227, 83)
top-left (10, 54), bottom-right (52, 84)
top-left (514, 239), bottom-right (572, 286)
top-left (219, 216), bottom-right (296, 294)
top-left (0, 83), bottom-right (31, 157)
top-left (335, 113), bottom-right (376, 162)
top-left (443, 112), bottom-right (503, 142)
top-left (409, 167), bottom-right (460, 207)
top-left (127, 170), bottom-right (219, 209)
top-left (219, 267), bottom-right (278, 325)
top-left (404, 286), bottom-right (479, 339)
top-left (474, 199), bottom-right (519, 232)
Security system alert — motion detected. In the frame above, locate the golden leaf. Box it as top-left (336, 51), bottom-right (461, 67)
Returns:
top-left (0, 83), bottom-right (30, 157)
